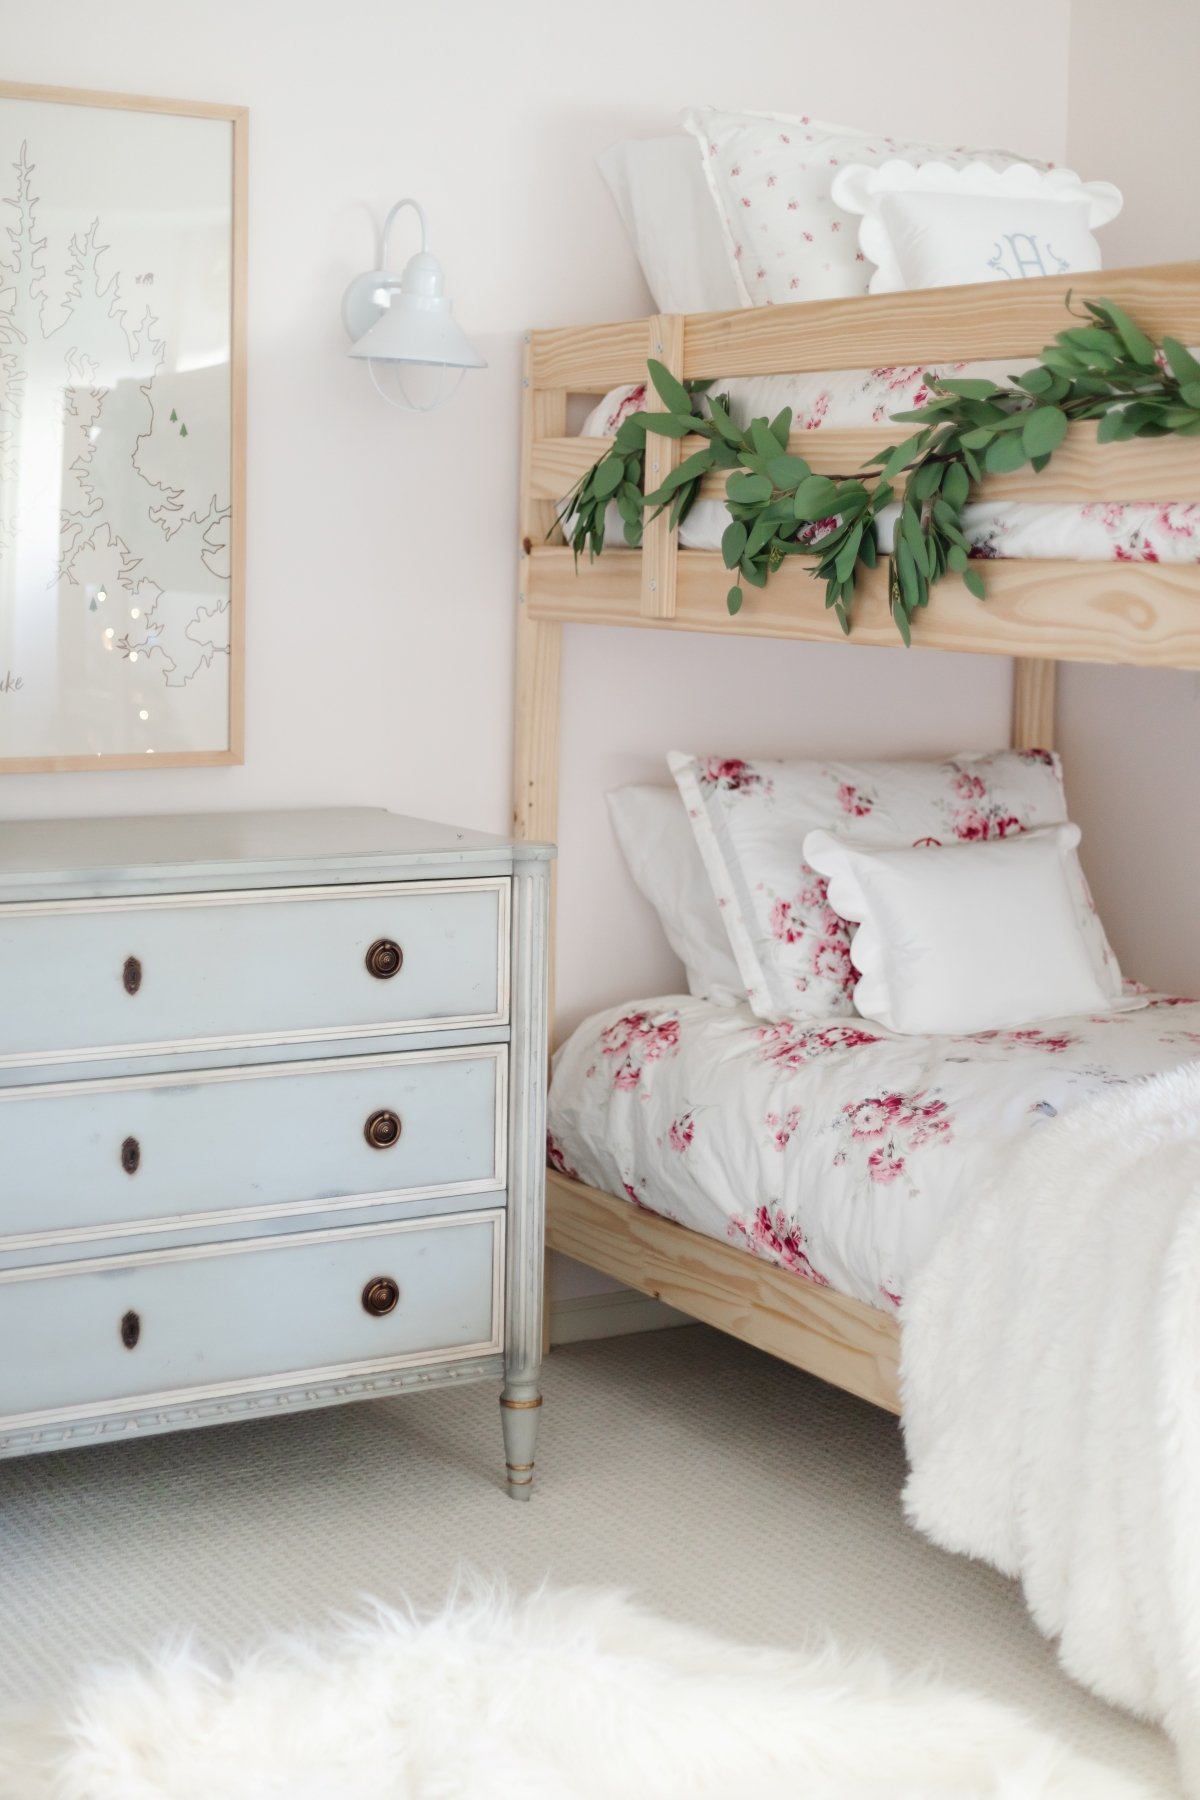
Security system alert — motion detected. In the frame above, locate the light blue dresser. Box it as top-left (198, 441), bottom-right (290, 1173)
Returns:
top-left (0, 810), bottom-right (553, 1498)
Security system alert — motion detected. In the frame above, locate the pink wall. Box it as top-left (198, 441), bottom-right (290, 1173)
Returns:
top-left (1062, 0), bottom-right (1200, 997)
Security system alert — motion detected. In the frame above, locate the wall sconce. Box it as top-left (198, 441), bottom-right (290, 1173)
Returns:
top-left (342, 198), bottom-right (486, 412)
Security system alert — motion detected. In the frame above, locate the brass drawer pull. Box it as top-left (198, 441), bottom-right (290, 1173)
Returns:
top-left (365, 938), bottom-right (403, 980)
top-left (364, 1108), bottom-right (401, 1150)
top-left (123, 955), bottom-right (142, 995)
top-left (120, 1136), bottom-right (141, 1175)
top-left (120, 1310), bottom-right (141, 1349)
top-left (362, 1276), bottom-right (400, 1317)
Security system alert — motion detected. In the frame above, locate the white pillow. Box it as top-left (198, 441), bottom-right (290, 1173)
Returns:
top-left (606, 786), bottom-right (745, 1007)
top-left (803, 826), bottom-right (1111, 1035)
top-left (667, 749), bottom-right (1125, 1023)
top-left (596, 135), bottom-right (743, 316)
top-left (682, 106), bottom-right (1044, 306)
top-left (830, 160), bottom-right (1123, 294)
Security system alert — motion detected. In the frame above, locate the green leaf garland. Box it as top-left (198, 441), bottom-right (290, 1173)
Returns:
top-left (554, 299), bottom-right (1200, 642)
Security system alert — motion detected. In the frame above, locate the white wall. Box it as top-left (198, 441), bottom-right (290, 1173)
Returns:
top-left (4, 0), bottom-right (1074, 1302)
top-left (1062, 0), bottom-right (1200, 997)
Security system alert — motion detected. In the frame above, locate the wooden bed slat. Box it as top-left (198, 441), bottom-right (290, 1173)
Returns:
top-left (640, 314), bottom-right (684, 620)
top-left (1012, 659), bottom-right (1058, 750)
top-left (530, 424), bottom-right (1200, 508)
top-left (547, 1171), bottom-right (902, 1413)
top-left (680, 262), bottom-right (1200, 380)
top-left (526, 545), bottom-right (1200, 669)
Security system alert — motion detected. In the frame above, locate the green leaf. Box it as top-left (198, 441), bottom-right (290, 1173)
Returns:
top-left (936, 376), bottom-right (1001, 400)
top-left (959, 426), bottom-right (995, 450)
top-left (910, 460), bottom-right (944, 502)
top-left (745, 513), bottom-right (777, 559)
top-left (726, 471), bottom-right (773, 505)
top-left (750, 417), bottom-right (780, 460)
top-left (641, 413), bottom-right (694, 438)
top-left (947, 544), bottom-right (969, 572)
top-left (613, 416), bottom-right (648, 452)
top-left (963, 566), bottom-right (987, 601)
top-left (726, 585), bottom-right (743, 616)
top-left (721, 521), bottom-right (748, 569)
top-left (768, 406), bottom-right (793, 448)
top-left (647, 358), bottom-right (691, 416)
top-left (592, 457), bottom-right (625, 499)
top-left (1090, 300), bottom-right (1157, 368)
top-left (739, 556), bottom-right (768, 589)
top-left (878, 432), bottom-right (928, 480)
top-left (644, 444), bottom-right (715, 503)
top-left (766, 453), bottom-right (811, 491)
top-left (1163, 339), bottom-right (1200, 386)
top-left (1021, 406), bottom-right (1069, 458)
top-left (706, 395), bottom-right (742, 445)
top-left (985, 433), bottom-right (1028, 475)
top-left (793, 474), bottom-right (842, 521)
top-left (1096, 408), bottom-right (1134, 443)
top-left (942, 462), bottom-right (970, 509)
top-left (1016, 367), bottom-right (1055, 396)
top-left (834, 522), bottom-right (864, 582)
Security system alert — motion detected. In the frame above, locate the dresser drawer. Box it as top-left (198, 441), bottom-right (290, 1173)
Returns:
top-left (0, 880), bottom-right (508, 1066)
top-left (0, 1212), bottom-right (504, 1425)
top-left (0, 1048), bottom-right (505, 1251)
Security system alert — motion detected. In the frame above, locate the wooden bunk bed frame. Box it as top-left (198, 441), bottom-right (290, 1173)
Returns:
top-left (513, 260), bottom-right (1200, 1414)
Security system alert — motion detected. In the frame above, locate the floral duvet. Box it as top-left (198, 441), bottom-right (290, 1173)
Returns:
top-left (547, 993), bottom-right (1200, 1313)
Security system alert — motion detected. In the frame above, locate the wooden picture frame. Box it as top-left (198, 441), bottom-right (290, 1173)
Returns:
top-left (0, 82), bottom-right (247, 772)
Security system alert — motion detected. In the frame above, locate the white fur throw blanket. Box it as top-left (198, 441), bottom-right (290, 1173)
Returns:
top-left (901, 1060), bottom-right (1200, 1792)
top-left (0, 1585), bottom-right (1150, 1799)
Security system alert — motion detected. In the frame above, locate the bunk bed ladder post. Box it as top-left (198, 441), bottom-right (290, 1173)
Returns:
top-left (640, 313), bottom-right (685, 621)
top-left (1011, 657), bottom-right (1058, 751)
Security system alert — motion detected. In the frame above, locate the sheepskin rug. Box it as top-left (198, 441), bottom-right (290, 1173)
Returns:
top-left (0, 1584), bottom-right (1150, 1799)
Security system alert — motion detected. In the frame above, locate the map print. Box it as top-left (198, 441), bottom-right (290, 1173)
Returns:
top-left (0, 97), bottom-right (234, 762)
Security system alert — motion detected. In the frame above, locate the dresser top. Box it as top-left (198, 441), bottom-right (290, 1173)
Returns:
top-left (0, 808), bottom-right (553, 901)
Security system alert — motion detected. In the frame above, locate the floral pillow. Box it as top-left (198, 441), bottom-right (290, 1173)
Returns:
top-left (667, 748), bottom-right (1125, 1023)
top-left (682, 106), bottom-right (1043, 307)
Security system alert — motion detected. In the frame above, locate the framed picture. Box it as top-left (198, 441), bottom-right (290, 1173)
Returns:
top-left (0, 82), bottom-right (246, 771)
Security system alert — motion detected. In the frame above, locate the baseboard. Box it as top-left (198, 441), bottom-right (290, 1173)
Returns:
top-left (548, 1286), bottom-right (691, 1346)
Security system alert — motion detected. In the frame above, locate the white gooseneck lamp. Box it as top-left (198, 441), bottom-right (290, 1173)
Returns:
top-left (343, 198), bottom-right (485, 411)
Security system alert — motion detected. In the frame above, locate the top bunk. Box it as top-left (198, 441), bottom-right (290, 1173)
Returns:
top-left (518, 261), bottom-right (1200, 669)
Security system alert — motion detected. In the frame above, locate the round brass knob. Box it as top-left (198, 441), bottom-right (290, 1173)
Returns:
top-left (362, 1276), bottom-right (400, 1317)
top-left (365, 938), bottom-right (403, 980)
top-left (364, 1108), bottom-right (402, 1150)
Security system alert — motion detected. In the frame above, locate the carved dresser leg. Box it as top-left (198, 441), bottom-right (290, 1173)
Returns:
top-left (500, 1386), bottom-right (542, 1499)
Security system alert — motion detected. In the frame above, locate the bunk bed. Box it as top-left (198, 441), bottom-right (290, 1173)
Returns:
top-left (512, 260), bottom-right (1200, 1415)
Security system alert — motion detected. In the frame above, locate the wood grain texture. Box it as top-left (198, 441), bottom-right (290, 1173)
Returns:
top-left (1011, 659), bottom-right (1058, 750)
top-left (546, 1171), bottom-right (901, 1413)
top-left (681, 262), bottom-right (1200, 379)
top-left (0, 81), bottom-right (247, 773)
top-left (531, 423), bottom-right (1200, 508)
top-left (529, 318), bottom-right (655, 392)
top-left (640, 315), bottom-right (684, 620)
top-left (526, 546), bottom-right (1200, 669)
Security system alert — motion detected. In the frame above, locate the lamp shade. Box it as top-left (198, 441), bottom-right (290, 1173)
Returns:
top-left (346, 249), bottom-right (486, 370)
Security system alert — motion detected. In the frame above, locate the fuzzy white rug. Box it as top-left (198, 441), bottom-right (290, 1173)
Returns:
top-left (0, 1584), bottom-right (1153, 1799)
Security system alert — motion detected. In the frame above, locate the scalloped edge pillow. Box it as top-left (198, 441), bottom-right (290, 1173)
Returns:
top-left (803, 825), bottom-right (1110, 1035)
top-left (830, 160), bottom-right (1123, 294)
top-left (681, 107), bottom-right (1048, 306)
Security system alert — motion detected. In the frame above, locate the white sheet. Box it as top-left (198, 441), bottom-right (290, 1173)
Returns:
top-left (547, 992), bottom-right (1200, 1312)
top-left (577, 368), bottom-right (1200, 565)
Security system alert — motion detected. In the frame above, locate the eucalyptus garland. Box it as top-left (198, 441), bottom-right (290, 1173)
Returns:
top-left (556, 297), bottom-right (1200, 644)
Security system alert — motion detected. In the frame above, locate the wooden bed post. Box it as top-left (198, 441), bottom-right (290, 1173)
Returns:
top-left (1011, 658), bottom-right (1058, 751)
top-left (640, 314), bottom-right (685, 621)
top-left (516, 333), bottom-right (566, 1356)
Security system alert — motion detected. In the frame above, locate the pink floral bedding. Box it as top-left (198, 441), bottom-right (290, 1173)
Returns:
top-left (578, 366), bottom-right (1200, 565)
top-left (547, 993), bottom-right (1200, 1312)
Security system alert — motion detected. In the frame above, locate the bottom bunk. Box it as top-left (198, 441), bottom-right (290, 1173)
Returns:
top-left (546, 990), bottom-right (1200, 1412)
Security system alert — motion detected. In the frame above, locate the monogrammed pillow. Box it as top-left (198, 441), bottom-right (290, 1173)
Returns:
top-left (667, 749), bottom-right (1124, 1023)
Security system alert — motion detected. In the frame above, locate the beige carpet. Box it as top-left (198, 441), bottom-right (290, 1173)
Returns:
top-left (0, 1326), bottom-right (1179, 1795)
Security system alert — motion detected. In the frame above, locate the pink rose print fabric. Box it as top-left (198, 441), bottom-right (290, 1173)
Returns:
top-left (547, 992), bottom-right (1200, 1312)
top-left (669, 748), bottom-right (1124, 1025)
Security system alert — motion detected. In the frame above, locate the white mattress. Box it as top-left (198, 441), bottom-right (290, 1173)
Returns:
top-left (577, 366), bottom-right (1200, 565)
top-left (548, 992), bottom-right (1200, 1313)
